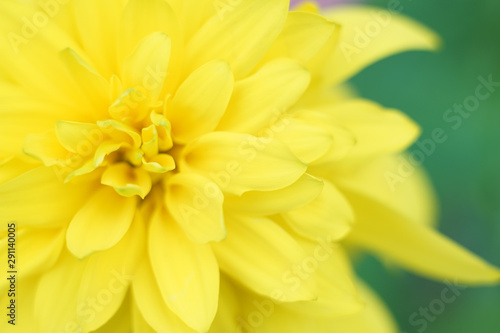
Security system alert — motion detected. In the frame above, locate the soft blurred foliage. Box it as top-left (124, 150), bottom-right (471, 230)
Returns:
top-left (347, 0), bottom-right (500, 332)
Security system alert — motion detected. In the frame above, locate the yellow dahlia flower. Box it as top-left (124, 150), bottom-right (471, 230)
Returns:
top-left (0, 0), bottom-right (498, 332)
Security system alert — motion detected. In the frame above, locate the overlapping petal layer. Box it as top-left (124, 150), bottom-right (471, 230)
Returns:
top-left (0, 1), bottom-right (498, 333)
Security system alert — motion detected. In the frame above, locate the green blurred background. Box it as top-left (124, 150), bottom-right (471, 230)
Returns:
top-left (343, 0), bottom-right (500, 332)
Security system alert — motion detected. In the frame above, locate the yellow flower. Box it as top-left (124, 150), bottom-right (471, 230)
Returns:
top-left (0, 1), bottom-right (498, 332)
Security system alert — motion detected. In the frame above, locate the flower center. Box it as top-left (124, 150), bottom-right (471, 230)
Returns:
top-left (23, 33), bottom-right (178, 199)
top-left (24, 87), bottom-right (177, 200)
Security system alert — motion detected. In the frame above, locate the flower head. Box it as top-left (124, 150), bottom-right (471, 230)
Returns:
top-left (0, 0), bottom-right (499, 332)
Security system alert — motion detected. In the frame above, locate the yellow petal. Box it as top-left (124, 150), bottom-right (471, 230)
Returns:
top-left (0, 227), bottom-right (64, 291)
top-left (211, 215), bottom-right (317, 302)
top-left (281, 240), bottom-right (363, 317)
top-left (132, 302), bottom-right (157, 333)
top-left (324, 5), bottom-right (440, 84)
top-left (23, 129), bottom-right (69, 167)
top-left (325, 99), bottom-right (421, 161)
top-left (169, 60), bottom-right (234, 143)
top-left (287, 109), bottom-right (357, 166)
top-left (293, 1), bottom-right (320, 12)
top-left (34, 250), bottom-right (87, 333)
top-left (271, 116), bottom-right (333, 163)
top-left (141, 125), bottom-right (159, 157)
top-left (345, 190), bottom-right (500, 284)
top-left (101, 163), bottom-right (152, 199)
top-left (0, 99), bottom-right (88, 157)
top-left (166, 0), bottom-right (214, 41)
top-left (73, 0), bottom-right (126, 78)
top-left (35, 217), bottom-right (143, 332)
top-left (0, 80), bottom-right (24, 99)
top-left (108, 88), bottom-right (151, 123)
top-left (150, 111), bottom-right (174, 151)
top-left (186, 0), bottom-right (289, 78)
top-left (119, 0), bottom-right (178, 61)
top-left (94, 141), bottom-right (124, 167)
top-left (257, 279), bottom-right (397, 333)
top-left (77, 213), bottom-right (144, 332)
top-left (132, 260), bottom-right (197, 333)
top-left (0, 167), bottom-right (92, 226)
top-left (208, 274), bottom-right (250, 333)
top-left (119, 0), bottom-right (181, 94)
top-left (91, 294), bottom-right (132, 333)
top-left (0, 1), bottom-right (92, 107)
top-left (1, 277), bottom-right (39, 332)
top-left (60, 48), bottom-right (110, 114)
top-left (142, 154), bottom-right (176, 174)
top-left (166, 173), bottom-right (225, 243)
top-left (55, 120), bottom-right (105, 154)
top-left (149, 208), bottom-right (219, 332)
top-left (311, 123), bottom-right (356, 165)
top-left (331, 155), bottom-right (437, 227)
top-left (224, 174), bottom-right (323, 216)
top-left (181, 132), bottom-right (307, 195)
top-left (97, 119), bottom-right (142, 148)
top-left (66, 186), bottom-right (137, 258)
top-left (122, 32), bottom-right (171, 103)
top-left (65, 158), bottom-right (101, 183)
top-left (283, 180), bottom-right (354, 241)
top-left (325, 280), bottom-right (399, 333)
top-left (217, 59), bottom-right (310, 134)
top-left (261, 11), bottom-right (338, 65)
top-left (0, 156), bottom-right (38, 185)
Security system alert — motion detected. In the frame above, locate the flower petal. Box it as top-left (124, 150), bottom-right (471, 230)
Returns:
top-left (217, 59), bottom-right (311, 134)
top-left (257, 280), bottom-right (397, 333)
top-left (326, 99), bottom-right (421, 162)
top-left (166, 173), bottom-right (225, 244)
top-left (271, 116), bottom-right (333, 163)
top-left (92, 295), bottom-right (132, 333)
top-left (282, 180), bottom-right (354, 241)
top-left (261, 11), bottom-right (338, 65)
top-left (119, 0), bottom-right (182, 94)
top-left (0, 227), bottom-right (64, 291)
top-left (119, 0), bottom-right (178, 61)
top-left (0, 156), bottom-right (37, 185)
top-left (0, 1), bottom-right (91, 106)
top-left (0, 167), bottom-right (92, 226)
top-left (325, 281), bottom-right (399, 333)
top-left (331, 155), bottom-right (437, 227)
top-left (101, 163), bottom-right (152, 199)
top-left (166, 0), bottom-right (214, 41)
top-left (66, 186), bottom-right (137, 258)
top-left (169, 60), bottom-right (234, 143)
top-left (23, 130), bottom-right (68, 167)
top-left (345, 190), bottom-right (500, 284)
top-left (55, 120), bottom-right (105, 154)
top-left (149, 208), bottom-right (219, 332)
top-left (0, 99), bottom-right (88, 157)
top-left (186, 0), bottom-right (289, 78)
top-left (324, 5), bottom-right (440, 84)
top-left (211, 215), bottom-right (317, 302)
top-left (34, 250), bottom-right (87, 332)
top-left (73, 0), bottom-right (125, 77)
top-left (142, 154), bottom-right (176, 173)
top-left (181, 132), bottom-right (307, 195)
top-left (0, 277), bottom-right (39, 332)
top-left (77, 213), bottom-right (145, 332)
top-left (224, 174), bottom-right (323, 216)
top-left (132, 303), bottom-right (157, 333)
top-left (281, 240), bottom-right (363, 317)
top-left (122, 32), bottom-right (171, 103)
top-left (132, 260), bottom-right (197, 333)
top-left (59, 48), bottom-right (110, 114)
